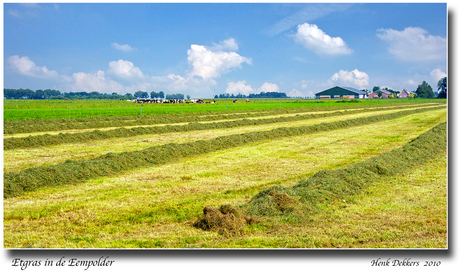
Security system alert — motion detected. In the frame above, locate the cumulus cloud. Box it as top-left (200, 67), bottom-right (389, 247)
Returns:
top-left (207, 38), bottom-right (239, 51)
top-left (7, 55), bottom-right (59, 79)
top-left (225, 80), bottom-right (254, 95)
top-left (108, 59), bottom-right (144, 79)
top-left (288, 89), bottom-right (304, 97)
top-left (430, 68), bottom-right (447, 82)
top-left (330, 69), bottom-right (369, 89)
top-left (407, 79), bottom-right (418, 86)
top-left (187, 44), bottom-right (252, 80)
top-left (376, 27), bottom-right (446, 62)
top-left (6, 38), bottom-right (252, 98)
top-left (111, 42), bottom-right (134, 52)
top-left (293, 23), bottom-right (353, 55)
top-left (70, 70), bottom-right (125, 93)
top-left (259, 82), bottom-right (280, 93)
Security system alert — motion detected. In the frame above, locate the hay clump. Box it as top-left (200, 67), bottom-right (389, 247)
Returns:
top-left (193, 205), bottom-right (247, 236)
top-left (268, 190), bottom-right (301, 213)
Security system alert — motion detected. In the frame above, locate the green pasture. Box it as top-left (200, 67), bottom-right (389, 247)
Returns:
top-left (3, 98), bottom-right (440, 121)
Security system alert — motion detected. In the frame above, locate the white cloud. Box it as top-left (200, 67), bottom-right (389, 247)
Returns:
top-left (264, 4), bottom-right (353, 36)
top-left (293, 23), bottom-right (353, 55)
top-left (407, 79), bottom-right (418, 86)
top-left (111, 42), bottom-right (134, 52)
top-left (330, 69), bottom-right (369, 89)
top-left (430, 68), bottom-right (447, 82)
top-left (108, 59), bottom-right (144, 79)
top-left (376, 27), bottom-right (446, 62)
top-left (8, 5), bottom-right (39, 18)
top-left (225, 80), bottom-right (254, 95)
top-left (8, 9), bottom-right (21, 17)
top-left (259, 82), bottom-right (280, 93)
top-left (301, 80), bottom-right (308, 89)
top-left (288, 89), bottom-right (304, 97)
top-left (187, 44), bottom-right (252, 80)
top-left (7, 55), bottom-right (59, 79)
top-left (70, 70), bottom-right (124, 93)
top-left (207, 38), bottom-right (239, 51)
top-left (20, 3), bottom-right (39, 8)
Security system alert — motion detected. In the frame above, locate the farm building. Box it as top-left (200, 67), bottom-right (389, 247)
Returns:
top-left (369, 89), bottom-right (392, 98)
top-left (315, 86), bottom-right (368, 99)
top-left (399, 88), bottom-right (411, 98)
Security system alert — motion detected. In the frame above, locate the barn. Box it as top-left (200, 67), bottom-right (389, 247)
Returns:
top-left (315, 86), bottom-right (368, 99)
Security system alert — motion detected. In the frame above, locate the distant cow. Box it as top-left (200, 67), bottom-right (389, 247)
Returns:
top-left (233, 99), bottom-right (237, 103)
top-left (245, 99), bottom-right (250, 102)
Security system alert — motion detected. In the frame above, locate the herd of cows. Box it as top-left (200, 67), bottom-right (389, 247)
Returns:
top-left (130, 99), bottom-right (249, 104)
top-left (130, 98), bottom-right (208, 104)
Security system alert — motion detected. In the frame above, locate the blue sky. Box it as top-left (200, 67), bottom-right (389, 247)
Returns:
top-left (3, 2), bottom-right (447, 98)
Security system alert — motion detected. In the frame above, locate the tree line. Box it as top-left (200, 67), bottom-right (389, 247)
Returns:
top-left (3, 89), bottom-right (189, 100)
top-left (214, 91), bottom-right (288, 99)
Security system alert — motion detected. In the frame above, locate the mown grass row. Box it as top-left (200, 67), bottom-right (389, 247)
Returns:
top-left (6, 105), bottom-right (443, 150)
top-left (193, 121), bottom-right (447, 235)
top-left (4, 101), bottom-right (443, 134)
top-left (4, 106), bottom-right (443, 198)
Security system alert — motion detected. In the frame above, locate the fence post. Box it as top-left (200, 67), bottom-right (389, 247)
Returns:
top-left (141, 105), bottom-right (143, 115)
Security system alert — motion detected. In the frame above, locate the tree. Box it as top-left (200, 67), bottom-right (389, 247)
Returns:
top-left (187, 95), bottom-right (191, 99)
top-left (378, 91), bottom-right (382, 98)
top-left (166, 93), bottom-right (184, 99)
top-left (437, 77), bottom-right (447, 98)
top-left (150, 91), bottom-right (158, 98)
top-left (416, 81), bottom-right (435, 98)
top-left (158, 91), bottom-right (165, 99)
top-left (134, 90), bottom-right (149, 98)
top-left (34, 89), bottom-right (45, 99)
top-left (44, 89), bottom-right (61, 98)
top-left (373, 86), bottom-right (380, 93)
top-left (124, 93), bottom-right (135, 100)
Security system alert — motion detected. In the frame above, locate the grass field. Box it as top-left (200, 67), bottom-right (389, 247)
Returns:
top-left (3, 98), bottom-right (439, 121)
top-left (3, 99), bottom-right (447, 248)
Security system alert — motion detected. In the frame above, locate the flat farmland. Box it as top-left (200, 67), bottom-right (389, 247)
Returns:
top-left (3, 99), bottom-right (447, 248)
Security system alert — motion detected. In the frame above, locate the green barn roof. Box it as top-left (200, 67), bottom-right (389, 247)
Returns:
top-left (315, 86), bottom-right (367, 96)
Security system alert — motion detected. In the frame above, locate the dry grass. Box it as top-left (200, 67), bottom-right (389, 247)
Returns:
top-left (3, 107), bottom-right (445, 173)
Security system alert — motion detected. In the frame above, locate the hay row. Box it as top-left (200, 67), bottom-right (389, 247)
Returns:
top-left (4, 104), bottom-right (444, 150)
top-left (4, 106), bottom-right (442, 198)
top-left (194, 121), bottom-right (447, 235)
top-left (4, 101), bottom-right (442, 135)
